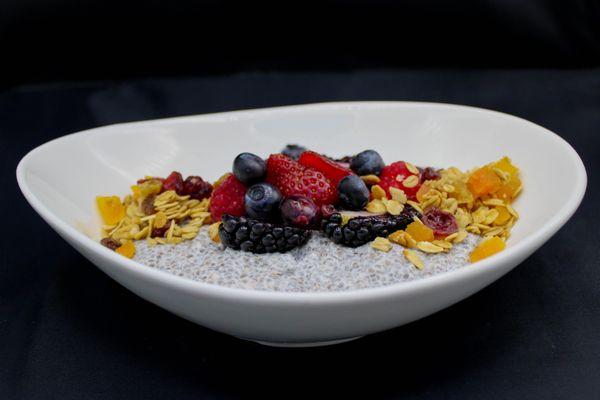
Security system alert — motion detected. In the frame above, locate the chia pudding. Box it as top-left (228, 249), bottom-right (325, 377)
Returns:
top-left (97, 145), bottom-right (521, 292)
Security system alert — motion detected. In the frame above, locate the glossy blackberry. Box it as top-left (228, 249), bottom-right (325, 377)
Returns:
top-left (320, 206), bottom-right (421, 247)
top-left (219, 214), bottom-right (311, 253)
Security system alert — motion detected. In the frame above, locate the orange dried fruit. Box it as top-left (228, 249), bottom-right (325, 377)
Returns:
top-left (115, 241), bottom-right (136, 258)
top-left (405, 221), bottom-right (435, 242)
top-left (493, 206), bottom-right (511, 225)
top-left (467, 167), bottom-right (502, 198)
top-left (469, 236), bottom-right (505, 262)
top-left (96, 196), bottom-right (125, 225)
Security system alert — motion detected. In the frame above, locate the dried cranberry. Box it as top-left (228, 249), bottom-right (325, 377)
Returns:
top-left (151, 220), bottom-right (173, 238)
top-left (320, 204), bottom-right (338, 219)
top-left (163, 171), bottom-right (184, 194)
top-left (182, 176), bottom-right (213, 200)
top-left (100, 237), bottom-right (121, 251)
top-left (422, 208), bottom-right (458, 236)
top-left (419, 167), bottom-right (441, 182)
top-left (280, 195), bottom-right (320, 228)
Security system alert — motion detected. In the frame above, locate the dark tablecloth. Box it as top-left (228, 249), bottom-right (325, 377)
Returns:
top-left (2, 70), bottom-right (599, 399)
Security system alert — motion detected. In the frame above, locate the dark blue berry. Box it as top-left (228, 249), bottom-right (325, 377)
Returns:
top-left (281, 144), bottom-right (306, 160)
top-left (280, 195), bottom-right (320, 228)
top-left (233, 153), bottom-right (266, 184)
top-left (244, 183), bottom-right (282, 221)
top-left (337, 175), bottom-right (370, 210)
top-left (350, 150), bottom-right (385, 176)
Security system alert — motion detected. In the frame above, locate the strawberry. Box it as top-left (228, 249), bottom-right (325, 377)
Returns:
top-left (378, 161), bottom-right (422, 200)
top-left (209, 174), bottom-right (247, 222)
top-left (298, 151), bottom-right (353, 187)
top-left (266, 154), bottom-right (338, 206)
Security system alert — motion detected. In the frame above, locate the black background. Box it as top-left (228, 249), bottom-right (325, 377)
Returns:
top-left (2, 1), bottom-right (600, 399)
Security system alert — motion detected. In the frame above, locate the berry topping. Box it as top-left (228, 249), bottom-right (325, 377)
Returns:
top-left (419, 167), bottom-right (441, 182)
top-left (280, 195), bottom-right (320, 228)
top-left (182, 176), bottom-right (213, 200)
top-left (378, 161), bottom-right (422, 200)
top-left (320, 204), bottom-right (338, 219)
top-left (163, 171), bottom-right (184, 194)
top-left (244, 183), bottom-right (283, 221)
top-left (320, 205), bottom-right (420, 248)
top-left (233, 152), bottom-right (267, 184)
top-left (281, 144), bottom-right (307, 160)
top-left (266, 154), bottom-right (338, 207)
top-left (337, 175), bottom-right (370, 210)
top-left (422, 208), bottom-right (458, 236)
top-left (298, 150), bottom-right (353, 187)
top-left (219, 214), bottom-right (311, 253)
top-left (209, 174), bottom-right (247, 222)
top-left (350, 150), bottom-right (385, 176)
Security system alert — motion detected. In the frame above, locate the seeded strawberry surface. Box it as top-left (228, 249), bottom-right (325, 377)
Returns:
top-left (298, 151), bottom-right (353, 187)
top-left (266, 154), bottom-right (338, 206)
top-left (209, 174), bottom-right (247, 222)
top-left (378, 161), bottom-right (422, 200)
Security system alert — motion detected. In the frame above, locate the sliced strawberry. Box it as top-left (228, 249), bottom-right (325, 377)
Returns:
top-left (209, 174), bottom-right (247, 222)
top-left (298, 151), bottom-right (353, 187)
top-left (378, 161), bottom-right (422, 200)
top-left (266, 154), bottom-right (338, 206)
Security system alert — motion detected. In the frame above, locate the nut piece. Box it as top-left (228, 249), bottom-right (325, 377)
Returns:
top-left (403, 249), bottom-right (424, 270)
top-left (209, 222), bottom-right (221, 243)
top-left (371, 185), bottom-right (387, 200)
top-left (371, 237), bottom-right (393, 252)
top-left (405, 162), bottom-right (420, 175)
top-left (432, 240), bottom-right (453, 249)
top-left (416, 241), bottom-right (444, 253)
top-left (361, 175), bottom-right (381, 185)
top-left (402, 175), bottom-right (420, 188)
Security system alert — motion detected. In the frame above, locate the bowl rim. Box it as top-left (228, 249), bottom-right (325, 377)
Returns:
top-left (16, 101), bottom-right (587, 304)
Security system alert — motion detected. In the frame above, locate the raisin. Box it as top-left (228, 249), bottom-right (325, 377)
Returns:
top-left (141, 194), bottom-right (156, 215)
top-left (163, 171), bottom-right (184, 194)
top-left (151, 220), bottom-right (172, 238)
top-left (419, 167), bottom-right (441, 182)
top-left (100, 237), bottom-right (121, 251)
top-left (422, 208), bottom-right (458, 236)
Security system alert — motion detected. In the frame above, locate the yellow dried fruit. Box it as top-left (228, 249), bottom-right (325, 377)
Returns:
top-left (493, 206), bottom-right (512, 225)
top-left (115, 241), bottom-right (136, 258)
top-left (96, 196), bottom-right (125, 225)
top-left (209, 222), bottom-right (221, 243)
top-left (405, 221), bottom-right (435, 242)
top-left (493, 156), bottom-right (519, 176)
top-left (467, 167), bottom-right (502, 198)
top-left (469, 236), bottom-right (505, 262)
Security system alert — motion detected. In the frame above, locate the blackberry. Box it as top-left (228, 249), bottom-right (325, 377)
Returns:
top-left (320, 206), bottom-right (421, 247)
top-left (219, 214), bottom-right (311, 253)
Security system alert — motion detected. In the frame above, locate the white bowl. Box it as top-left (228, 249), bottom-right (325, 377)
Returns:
top-left (17, 102), bottom-right (586, 347)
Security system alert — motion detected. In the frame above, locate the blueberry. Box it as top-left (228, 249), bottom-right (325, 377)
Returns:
top-left (337, 175), bottom-right (370, 210)
top-left (350, 150), bottom-right (385, 176)
top-left (281, 144), bottom-right (306, 160)
top-left (244, 183), bottom-right (282, 221)
top-left (233, 153), bottom-right (266, 184)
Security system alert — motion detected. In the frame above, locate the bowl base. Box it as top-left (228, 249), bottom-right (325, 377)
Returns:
top-left (245, 336), bottom-right (363, 348)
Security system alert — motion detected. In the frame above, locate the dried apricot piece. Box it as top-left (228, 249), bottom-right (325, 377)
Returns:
top-left (493, 156), bottom-right (519, 176)
top-left (467, 167), bottom-right (502, 198)
top-left (96, 196), bottom-right (125, 225)
top-left (115, 241), bottom-right (136, 258)
top-left (405, 221), bottom-right (435, 242)
top-left (469, 236), bottom-right (506, 262)
top-left (496, 175), bottom-right (522, 200)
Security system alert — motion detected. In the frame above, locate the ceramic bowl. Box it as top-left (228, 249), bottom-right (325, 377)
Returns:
top-left (17, 102), bottom-right (586, 347)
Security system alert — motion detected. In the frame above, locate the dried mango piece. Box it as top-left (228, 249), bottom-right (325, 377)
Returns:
top-left (405, 221), bottom-right (435, 242)
top-left (467, 167), bottom-right (502, 198)
top-left (469, 236), bottom-right (505, 262)
top-left (96, 196), bottom-right (125, 225)
top-left (493, 206), bottom-right (512, 226)
top-left (115, 241), bottom-right (136, 258)
top-left (493, 156), bottom-right (519, 176)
